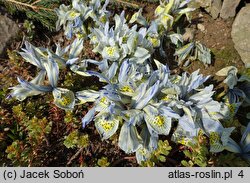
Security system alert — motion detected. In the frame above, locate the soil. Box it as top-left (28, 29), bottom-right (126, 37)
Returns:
top-left (185, 10), bottom-right (245, 88)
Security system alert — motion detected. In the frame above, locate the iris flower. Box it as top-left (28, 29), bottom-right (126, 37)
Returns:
top-left (223, 123), bottom-right (250, 162)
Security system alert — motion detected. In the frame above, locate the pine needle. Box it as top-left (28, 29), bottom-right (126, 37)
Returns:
top-left (1, 0), bottom-right (61, 30)
top-left (110, 0), bottom-right (140, 9)
top-left (5, 0), bottom-right (54, 12)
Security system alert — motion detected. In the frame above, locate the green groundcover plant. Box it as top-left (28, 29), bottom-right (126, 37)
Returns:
top-left (7, 0), bottom-right (250, 165)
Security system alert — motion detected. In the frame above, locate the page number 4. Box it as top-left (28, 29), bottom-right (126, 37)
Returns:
top-left (238, 170), bottom-right (244, 178)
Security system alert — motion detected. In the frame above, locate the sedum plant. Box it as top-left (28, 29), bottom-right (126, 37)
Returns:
top-left (181, 134), bottom-right (209, 167)
top-left (5, 104), bottom-right (52, 166)
top-left (140, 140), bottom-right (172, 166)
top-left (8, 0), bottom-right (249, 165)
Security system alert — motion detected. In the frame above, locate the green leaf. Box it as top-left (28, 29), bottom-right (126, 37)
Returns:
top-left (181, 160), bottom-right (190, 167)
top-left (183, 150), bottom-right (192, 158)
top-left (97, 157), bottom-right (110, 167)
top-left (158, 155), bottom-right (166, 162)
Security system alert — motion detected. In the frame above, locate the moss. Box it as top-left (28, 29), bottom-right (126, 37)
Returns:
top-left (240, 68), bottom-right (250, 76)
top-left (213, 153), bottom-right (250, 167)
top-left (211, 44), bottom-right (247, 74)
top-left (211, 45), bottom-right (241, 65)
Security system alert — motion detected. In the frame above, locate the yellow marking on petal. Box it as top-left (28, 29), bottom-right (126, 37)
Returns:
top-left (172, 77), bottom-right (181, 84)
top-left (91, 35), bottom-right (97, 42)
top-left (69, 11), bottom-right (78, 18)
top-left (100, 97), bottom-right (107, 103)
top-left (100, 16), bottom-right (107, 23)
top-left (209, 112), bottom-right (218, 116)
top-left (99, 97), bottom-right (109, 108)
top-left (161, 95), bottom-right (170, 101)
top-left (122, 36), bottom-right (128, 43)
top-left (155, 5), bottom-right (165, 15)
top-left (58, 94), bottom-right (71, 107)
top-left (178, 138), bottom-right (190, 145)
top-left (99, 120), bottom-right (115, 132)
top-left (105, 46), bottom-right (117, 57)
top-left (148, 37), bottom-right (160, 47)
top-left (161, 15), bottom-right (171, 24)
top-left (124, 114), bottom-right (130, 119)
top-left (153, 116), bottom-right (165, 127)
top-left (76, 33), bottom-right (85, 39)
top-left (198, 129), bottom-right (204, 137)
top-left (120, 85), bottom-right (133, 93)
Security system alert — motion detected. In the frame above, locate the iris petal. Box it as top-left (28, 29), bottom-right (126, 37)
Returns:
top-left (118, 123), bottom-right (142, 153)
top-left (82, 107), bottom-right (96, 128)
top-left (53, 88), bottom-right (75, 110)
top-left (95, 115), bottom-right (120, 140)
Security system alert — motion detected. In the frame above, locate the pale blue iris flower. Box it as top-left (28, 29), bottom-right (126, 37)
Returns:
top-left (89, 11), bottom-right (154, 64)
top-left (8, 71), bottom-right (52, 101)
top-left (95, 113), bottom-right (121, 140)
top-left (18, 38), bottom-right (84, 70)
top-left (10, 43), bottom-right (77, 110)
top-left (55, 4), bottom-right (71, 31)
top-left (144, 104), bottom-right (180, 135)
top-left (118, 123), bottom-right (143, 154)
top-left (77, 60), bottom-right (180, 158)
top-left (76, 85), bottom-right (122, 128)
top-left (201, 110), bottom-right (235, 153)
top-left (51, 38), bottom-right (84, 68)
top-left (9, 42), bottom-right (51, 101)
top-left (77, 85), bottom-right (125, 139)
top-left (167, 71), bottom-right (232, 146)
top-left (225, 124), bottom-right (250, 157)
top-left (175, 69), bottom-right (210, 97)
top-left (155, 0), bottom-right (195, 24)
top-left (18, 38), bottom-right (84, 110)
top-left (55, 0), bottom-right (110, 39)
top-left (116, 60), bottom-right (152, 96)
top-left (129, 8), bottom-right (148, 27)
top-left (216, 66), bottom-right (250, 114)
top-left (19, 41), bottom-right (47, 69)
top-left (41, 56), bottom-right (76, 110)
top-left (135, 125), bottom-right (158, 164)
top-left (146, 21), bottom-right (161, 48)
top-left (70, 11), bottom-right (163, 83)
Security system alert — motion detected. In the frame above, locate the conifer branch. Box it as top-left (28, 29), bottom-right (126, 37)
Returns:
top-left (31, 0), bottom-right (42, 5)
top-left (111, 0), bottom-right (140, 9)
top-left (5, 0), bottom-right (54, 12)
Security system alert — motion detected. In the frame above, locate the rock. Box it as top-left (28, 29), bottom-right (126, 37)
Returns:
top-left (183, 28), bottom-right (195, 41)
top-left (198, 13), bottom-right (203, 18)
top-left (195, 0), bottom-right (222, 19)
top-left (210, 0), bottom-right (222, 19)
top-left (197, 24), bottom-right (205, 32)
top-left (220, 0), bottom-right (241, 19)
top-left (0, 15), bottom-right (19, 57)
top-left (195, 0), bottom-right (212, 9)
top-left (231, 5), bottom-right (250, 68)
top-left (194, 0), bottom-right (212, 13)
